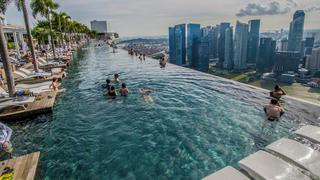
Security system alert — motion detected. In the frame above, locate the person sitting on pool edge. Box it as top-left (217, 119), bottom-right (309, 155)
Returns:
top-left (114, 74), bottom-right (120, 83)
top-left (119, 83), bottom-right (129, 96)
top-left (49, 78), bottom-right (60, 91)
top-left (270, 85), bottom-right (286, 100)
top-left (264, 99), bottom-right (285, 121)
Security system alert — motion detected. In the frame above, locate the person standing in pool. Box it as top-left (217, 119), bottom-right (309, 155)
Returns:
top-left (270, 85), bottom-right (286, 100)
top-left (264, 99), bottom-right (285, 121)
top-left (106, 86), bottom-right (117, 98)
top-left (114, 74), bottom-right (121, 83)
top-left (104, 79), bottom-right (112, 91)
top-left (119, 83), bottom-right (129, 96)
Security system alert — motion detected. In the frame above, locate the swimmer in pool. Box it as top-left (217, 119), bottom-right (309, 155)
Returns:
top-left (139, 88), bottom-right (154, 104)
top-left (106, 86), bottom-right (117, 98)
top-left (114, 74), bottom-right (120, 83)
top-left (264, 99), bottom-right (285, 121)
top-left (119, 83), bottom-right (129, 96)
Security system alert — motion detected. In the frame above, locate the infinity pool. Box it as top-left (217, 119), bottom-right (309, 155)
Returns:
top-left (7, 45), bottom-right (320, 179)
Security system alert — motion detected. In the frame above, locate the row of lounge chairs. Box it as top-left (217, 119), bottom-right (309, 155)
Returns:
top-left (0, 47), bottom-right (75, 114)
top-left (203, 125), bottom-right (320, 180)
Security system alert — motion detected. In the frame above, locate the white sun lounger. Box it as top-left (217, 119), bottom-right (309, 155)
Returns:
top-left (202, 166), bottom-right (249, 180)
top-left (0, 96), bottom-right (35, 110)
top-left (239, 150), bottom-right (311, 180)
top-left (16, 82), bottom-right (51, 89)
top-left (295, 125), bottom-right (320, 144)
top-left (266, 138), bottom-right (320, 178)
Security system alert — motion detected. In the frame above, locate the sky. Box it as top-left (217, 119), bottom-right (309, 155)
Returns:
top-left (4, 0), bottom-right (320, 37)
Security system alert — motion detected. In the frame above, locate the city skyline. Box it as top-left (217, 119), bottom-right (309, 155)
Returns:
top-left (4, 0), bottom-right (320, 36)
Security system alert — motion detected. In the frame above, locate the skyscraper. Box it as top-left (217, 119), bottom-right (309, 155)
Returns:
top-left (305, 37), bottom-right (315, 55)
top-left (247, 19), bottom-right (260, 64)
top-left (288, 10), bottom-right (305, 52)
top-left (168, 24), bottom-right (186, 65)
top-left (193, 35), bottom-right (210, 72)
top-left (187, 24), bottom-right (201, 67)
top-left (209, 26), bottom-right (219, 59)
top-left (257, 38), bottom-right (276, 72)
top-left (233, 21), bottom-right (249, 71)
top-left (169, 27), bottom-right (176, 63)
top-left (223, 27), bottom-right (233, 69)
top-left (218, 23), bottom-right (231, 67)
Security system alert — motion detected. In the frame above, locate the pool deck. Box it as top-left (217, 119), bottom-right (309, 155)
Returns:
top-left (0, 152), bottom-right (40, 180)
top-left (0, 91), bottom-right (57, 121)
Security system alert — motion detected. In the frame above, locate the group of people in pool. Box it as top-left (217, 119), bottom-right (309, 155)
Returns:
top-left (103, 73), bottom-right (154, 104)
top-left (128, 48), bottom-right (146, 61)
top-left (264, 85), bottom-right (287, 121)
top-left (104, 74), bottom-right (129, 97)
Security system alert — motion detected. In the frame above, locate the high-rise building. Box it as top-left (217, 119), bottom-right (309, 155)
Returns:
top-left (218, 23), bottom-right (231, 67)
top-left (305, 37), bottom-right (315, 55)
top-left (306, 48), bottom-right (320, 74)
top-left (169, 27), bottom-right (176, 63)
top-left (187, 24), bottom-right (201, 67)
top-left (257, 38), bottom-right (276, 72)
top-left (247, 19), bottom-right (260, 64)
top-left (273, 51), bottom-right (301, 74)
top-left (233, 21), bottom-right (249, 71)
top-left (288, 10), bottom-right (305, 52)
top-left (168, 24), bottom-right (186, 65)
top-left (90, 20), bottom-right (108, 33)
top-left (208, 26), bottom-right (219, 59)
top-left (223, 27), bottom-right (233, 69)
top-left (193, 35), bottom-right (210, 72)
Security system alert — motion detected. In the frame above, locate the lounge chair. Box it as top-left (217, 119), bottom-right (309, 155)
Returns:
top-left (239, 150), bottom-right (311, 180)
top-left (295, 125), bottom-right (320, 144)
top-left (266, 138), bottom-right (320, 179)
top-left (202, 166), bottom-right (249, 180)
top-left (0, 96), bottom-right (35, 110)
top-left (16, 82), bottom-right (52, 94)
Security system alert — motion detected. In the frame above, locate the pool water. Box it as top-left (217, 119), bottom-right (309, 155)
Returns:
top-left (7, 45), bottom-right (320, 179)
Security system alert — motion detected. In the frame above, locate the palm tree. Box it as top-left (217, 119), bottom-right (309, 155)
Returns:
top-left (31, 0), bottom-right (59, 59)
top-left (0, 0), bottom-right (15, 96)
top-left (13, 0), bottom-right (39, 72)
top-left (52, 11), bottom-right (68, 48)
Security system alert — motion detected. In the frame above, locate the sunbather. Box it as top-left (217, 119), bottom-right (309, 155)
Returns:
top-left (0, 122), bottom-right (13, 160)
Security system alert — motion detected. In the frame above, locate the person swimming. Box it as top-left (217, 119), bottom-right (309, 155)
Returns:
top-left (119, 83), bottom-right (129, 96)
top-left (159, 57), bottom-right (167, 68)
top-left (264, 99), bottom-right (285, 121)
top-left (114, 74), bottom-right (121, 83)
top-left (139, 88), bottom-right (154, 104)
top-left (270, 85), bottom-right (286, 100)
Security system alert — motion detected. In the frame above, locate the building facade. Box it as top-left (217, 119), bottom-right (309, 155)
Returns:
top-left (187, 24), bottom-right (201, 67)
top-left (247, 19), bottom-right (260, 64)
top-left (233, 21), bottom-right (249, 71)
top-left (218, 23), bottom-right (231, 67)
top-left (257, 38), bottom-right (276, 72)
top-left (304, 37), bottom-right (315, 56)
top-left (90, 20), bottom-right (108, 33)
top-left (223, 27), bottom-right (233, 69)
top-left (193, 35), bottom-right (210, 72)
top-left (288, 10), bottom-right (305, 52)
top-left (274, 51), bottom-right (301, 74)
top-left (306, 48), bottom-right (320, 74)
top-left (168, 24), bottom-right (186, 65)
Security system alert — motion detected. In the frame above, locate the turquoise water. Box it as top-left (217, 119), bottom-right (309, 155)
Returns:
top-left (7, 45), bottom-right (320, 179)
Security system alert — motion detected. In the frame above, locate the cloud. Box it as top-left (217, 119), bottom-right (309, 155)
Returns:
top-left (305, 6), bottom-right (320, 13)
top-left (236, 1), bottom-right (290, 17)
top-left (286, 0), bottom-right (298, 8)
